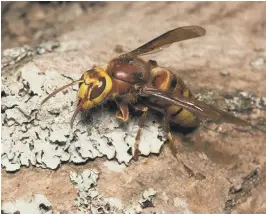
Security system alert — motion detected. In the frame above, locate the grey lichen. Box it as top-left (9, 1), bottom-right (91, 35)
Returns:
top-left (196, 88), bottom-right (266, 118)
top-left (123, 188), bottom-right (157, 214)
top-left (139, 188), bottom-right (156, 209)
top-left (2, 45), bottom-right (33, 68)
top-left (70, 170), bottom-right (160, 213)
top-left (1, 54), bottom-right (166, 172)
top-left (224, 91), bottom-right (266, 113)
top-left (70, 169), bottom-right (123, 213)
top-left (2, 194), bottom-right (52, 214)
top-left (103, 161), bottom-right (126, 173)
top-left (2, 41), bottom-right (60, 69)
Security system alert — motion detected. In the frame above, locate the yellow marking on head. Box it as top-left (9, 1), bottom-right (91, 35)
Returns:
top-left (93, 67), bottom-right (113, 104)
top-left (77, 67), bottom-right (113, 110)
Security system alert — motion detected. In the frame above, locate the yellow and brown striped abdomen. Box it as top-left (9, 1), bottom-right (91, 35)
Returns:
top-left (149, 67), bottom-right (199, 127)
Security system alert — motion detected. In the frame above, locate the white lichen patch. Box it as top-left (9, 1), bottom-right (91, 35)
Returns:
top-left (139, 188), bottom-right (156, 209)
top-left (21, 64), bottom-right (45, 95)
top-left (103, 160), bottom-right (126, 173)
top-left (104, 197), bottom-right (124, 210)
top-left (225, 91), bottom-right (266, 112)
top-left (1, 60), bottom-right (166, 172)
top-left (2, 194), bottom-right (52, 214)
top-left (123, 188), bottom-right (157, 213)
top-left (2, 45), bottom-right (33, 68)
top-left (2, 41), bottom-right (60, 69)
top-left (70, 169), bottom-right (124, 213)
top-left (139, 124), bottom-right (165, 156)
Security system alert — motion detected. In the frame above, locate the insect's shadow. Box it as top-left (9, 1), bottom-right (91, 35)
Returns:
top-left (78, 100), bottom-right (121, 128)
top-left (78, 101), bottom-right (199, 136)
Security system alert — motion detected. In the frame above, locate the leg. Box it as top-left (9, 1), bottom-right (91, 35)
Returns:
top-left (163, 113), bottom-right (196, 178)
top-left (163, 113), bottom-right (179, 158)
top-left (115, 99), bottom-right (130, 122)
top-left (133, 106), bottom-right (148, 161)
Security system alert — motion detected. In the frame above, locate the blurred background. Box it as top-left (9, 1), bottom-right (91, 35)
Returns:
top-left (2, 2), bottom-right (105, 49)
top-left (2, 1), bottom-right (265, 93)
top-left (2, 2), bottom-right (265, 48)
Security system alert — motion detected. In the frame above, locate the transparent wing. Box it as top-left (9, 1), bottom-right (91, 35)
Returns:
top-left (123, 26), bottom-right (206, 58)
top-left (139, 87), bottom-right (251, 127)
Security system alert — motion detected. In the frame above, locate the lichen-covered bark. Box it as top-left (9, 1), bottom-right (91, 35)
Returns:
top-left (2, 2), bottom-right (266, 214)
top-left (1, 58), bottom-right (166, 172)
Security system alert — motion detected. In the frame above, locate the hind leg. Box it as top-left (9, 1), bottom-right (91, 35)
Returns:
top-left (132, 104), bottom-right (148, 161)
top-left (163, 114), bottom-right (199, 178)
top-left (162, 114), bottom-right (181, 157)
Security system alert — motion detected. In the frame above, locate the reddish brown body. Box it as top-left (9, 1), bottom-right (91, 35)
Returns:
top-left (106, 57), bottom-right (199, 127)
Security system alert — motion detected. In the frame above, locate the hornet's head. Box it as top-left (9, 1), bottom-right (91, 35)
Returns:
top-left (41, 67), bottom-right (113, 128)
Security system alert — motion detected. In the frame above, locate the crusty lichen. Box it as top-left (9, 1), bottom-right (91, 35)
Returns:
top-left (2, 194), bottom-right (53, 214)
top-left (139, 188), bottom-right (156, 209)
top-left (1, 54), bottom-right (166, 172)
top-left (70, 169), bottom-right (124, 213)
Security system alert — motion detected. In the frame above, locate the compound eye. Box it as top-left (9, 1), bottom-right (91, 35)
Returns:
top-left (90, 77), bottom-right (106, 99)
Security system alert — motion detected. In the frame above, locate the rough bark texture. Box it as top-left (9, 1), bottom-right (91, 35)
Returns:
top-left (2, 2), bottom-right (266, 214)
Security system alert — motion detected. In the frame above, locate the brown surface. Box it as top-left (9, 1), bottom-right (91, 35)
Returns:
top-left (2, 2), bottom-right (266, 214)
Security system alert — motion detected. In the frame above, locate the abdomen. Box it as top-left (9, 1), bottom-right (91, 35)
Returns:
top-left (146, 66), bottom-right (199, 127)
